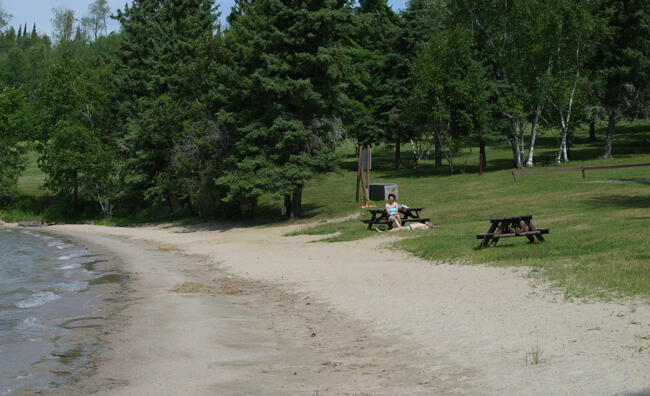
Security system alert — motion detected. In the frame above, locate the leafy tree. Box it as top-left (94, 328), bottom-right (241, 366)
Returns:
top-left (81, 0), bottom-right (110, 41)
top-left (0, 2), bottom-right (10, 31)
top-left (0, 87), bottom-right (31, 200)
top-left (541, 0), bottom-right (602, 163)
top-left (52, 7), bottom-right (76, 45)
top-left (35, 47), bottom-right (118, 217)
top-left (410, 26), bottom-right (493, 174)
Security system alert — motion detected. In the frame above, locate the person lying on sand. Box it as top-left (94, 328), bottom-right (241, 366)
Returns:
top-left (377, 221), bottom-right (434, 232)
top-left (385, 193), bottom-right (402, 227)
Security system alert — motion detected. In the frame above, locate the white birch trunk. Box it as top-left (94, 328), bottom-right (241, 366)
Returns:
top-left (555, 47), bottom-right (580, 163)
top-left (526, 55), bottom-right (554, 167)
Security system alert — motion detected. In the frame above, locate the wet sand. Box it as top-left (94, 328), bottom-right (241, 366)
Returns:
top-left (44, 222), bottom-right (650, 395)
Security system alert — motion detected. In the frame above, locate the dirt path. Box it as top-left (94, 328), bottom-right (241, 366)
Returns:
top-left (50, 222), bottom-right (650, 395)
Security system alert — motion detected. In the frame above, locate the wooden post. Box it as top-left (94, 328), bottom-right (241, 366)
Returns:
top-left (365, 145), bottom-right (370, 204)
top-left (356, 146), bottom-right (362, 202)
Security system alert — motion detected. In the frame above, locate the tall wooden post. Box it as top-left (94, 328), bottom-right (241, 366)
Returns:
top-left (356, 146), bottom-right (362, 202)
top-left (365, 145), bottom-right (370, 204)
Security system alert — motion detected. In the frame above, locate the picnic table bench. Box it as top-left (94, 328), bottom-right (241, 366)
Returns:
top-left (362, 207), bottom-right (430, 230)
top-left (476, 215), bottom-right (549, 248)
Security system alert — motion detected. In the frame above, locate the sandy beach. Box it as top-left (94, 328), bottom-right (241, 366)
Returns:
top-left (40, 221), bottom-right (650, 395)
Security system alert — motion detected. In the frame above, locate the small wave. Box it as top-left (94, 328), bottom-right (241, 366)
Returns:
top-left (18, 317), bottom-right (42, 328)
top-left (56, 263), bottom-right (81, 270)
top-left (55, 282), bottom-right (88, 293)
top-left (15, 292), bottom-right (61, 308)
top-left (58, 251), bottom-right (87, 261)
top-left (48, 241), bottom-right (63, 247)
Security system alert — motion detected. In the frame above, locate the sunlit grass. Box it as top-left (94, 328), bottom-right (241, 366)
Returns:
top-left (290, 121), bottom-right (650, 298)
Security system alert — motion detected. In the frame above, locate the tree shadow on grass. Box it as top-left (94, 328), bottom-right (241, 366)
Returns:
top-left (582, 195), bottom-right (650, 209)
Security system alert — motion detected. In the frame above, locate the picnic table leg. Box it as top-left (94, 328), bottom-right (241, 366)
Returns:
top-left (489, 222), bottom-right (508, 247)
top-left (519, 220), bottom-right (536, 242)
top-left (367, 213), bottom-right (377, 230)
top-left (526, 220), bottom-right (545, 242)
top-left (480, 222), bottom-right (498, 248)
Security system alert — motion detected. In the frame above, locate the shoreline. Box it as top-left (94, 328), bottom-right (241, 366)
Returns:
top-left (0, 224), bottom-right (128, 395)
top-left (40, 224), bottom-right (450, 395)
top-left (6, 221), bottom-right (650, 394)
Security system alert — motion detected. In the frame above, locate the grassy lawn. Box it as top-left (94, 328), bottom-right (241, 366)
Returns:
top-left (7, 121), bottom-right (650, 298)
top-left (289, 122), bottom-right (650, 299)
top-left (16, 151), bottom-right (46, 196)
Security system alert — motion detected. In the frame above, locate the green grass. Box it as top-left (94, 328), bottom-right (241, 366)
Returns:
top-left (16, 151), bottom-right (46, 196)
top-left (6, 120), bottom-right (650, 299)
top-left (289, 121), bottom-right (650, 299)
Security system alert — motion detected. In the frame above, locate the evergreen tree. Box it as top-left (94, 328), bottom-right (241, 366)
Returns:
top-left (114, 0), bottom-right (218, 216)
top-left (220, 0), bottom-right (355, 218)
top-left (593, 0), bottom-right (650, 158)
top-left (350, 0), bottom-right (406, 167)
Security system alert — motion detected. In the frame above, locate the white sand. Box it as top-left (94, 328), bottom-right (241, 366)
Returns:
top-left (46, 221), bottom-right (650, 395)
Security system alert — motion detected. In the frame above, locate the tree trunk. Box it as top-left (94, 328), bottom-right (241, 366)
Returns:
top-left (510, 119), bottom-right (524, 168)
top-left (291, 189), bottom-right (302, 219)
top-left (250, 196), bottom-right (258, 219)
top-left (166, 195), bottom-right (175, 219)
top-left (395, 137), bottom-right (402, 169)
top-left (73, 171), bottom-right (79, 218)
top-left (603, 114), bottom-right (615, 158)
top-left (434, 131), bottom-right (442, 167)
top-left (446, 149), bottom-right (455, 175)
top-left (511, 135), bottom-right (522, 169)
top-left (526, 106), bottom-right (543, 167)
top-left (589, 121), bottom-right (596, 142)
top-left (557, 131), bottom-right (568, 163)
top-left (284, 195), bottom-right (292, 218)
top-left (479, 140), bottom-right (487, 175)
top-left (185, 197), bottom-right (195, 217)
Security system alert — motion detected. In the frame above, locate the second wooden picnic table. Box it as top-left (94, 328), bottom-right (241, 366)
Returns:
top-left (362, 207), bottom-right (429, 230)
top-left (476, 214), bottom-right (549, 248)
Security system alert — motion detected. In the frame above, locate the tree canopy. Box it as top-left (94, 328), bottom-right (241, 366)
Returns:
top-left (0, 0), bottom-right (647, 219)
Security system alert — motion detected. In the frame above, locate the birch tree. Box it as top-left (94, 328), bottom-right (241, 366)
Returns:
top-left (0, 2), bottom-right (11, 31)
top-left (542, 0), bottom-right (599, 163)
top-left (52, 7), bottom-right (76, 45)
top-left (81, 0), bottom-right (110, 41)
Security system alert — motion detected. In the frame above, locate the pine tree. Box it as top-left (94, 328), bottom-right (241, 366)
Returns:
top-left (114, 0), bottom-right (218, 216)
top-left (219, 0), bottom-right (356, 218)
top-left (594, 0), bottom-right (650, 158)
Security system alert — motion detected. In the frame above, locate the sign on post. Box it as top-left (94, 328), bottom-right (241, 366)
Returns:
top-left (361, 147), bottom-right (372, 171)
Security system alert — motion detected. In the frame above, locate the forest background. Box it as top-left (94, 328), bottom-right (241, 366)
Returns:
top-left (0, 0), bottom-right (648, 222)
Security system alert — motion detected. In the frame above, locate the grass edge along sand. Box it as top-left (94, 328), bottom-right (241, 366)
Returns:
top-left (289, 122), bottom-right (650, 300)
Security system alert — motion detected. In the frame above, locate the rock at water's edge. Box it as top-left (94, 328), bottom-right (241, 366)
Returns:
top-left (17, 220), bottom-right (43, 227)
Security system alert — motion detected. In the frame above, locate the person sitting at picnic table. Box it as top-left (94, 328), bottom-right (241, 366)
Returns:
top-left (385, 193), bottom-right (402, 227)
top-left (381, 221), bottom-right (434, 232)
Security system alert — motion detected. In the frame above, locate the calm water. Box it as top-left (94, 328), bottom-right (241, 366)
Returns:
top-left (0, 228), bottom-right (104, 394)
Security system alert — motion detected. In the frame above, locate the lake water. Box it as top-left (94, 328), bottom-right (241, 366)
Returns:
top-left (0, 228), bottom-right (107, 394)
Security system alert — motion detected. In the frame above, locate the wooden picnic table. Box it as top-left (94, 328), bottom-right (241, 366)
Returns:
top-left (476, 215), bottom-right (549, 248)
top-left (361, 207), bottom-right (430, 230)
